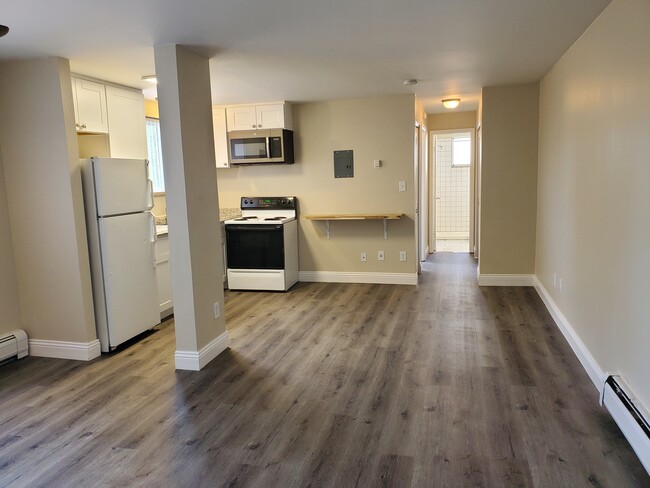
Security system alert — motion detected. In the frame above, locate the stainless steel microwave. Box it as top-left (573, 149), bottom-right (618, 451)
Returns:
top-left (228, 129), bottom-right (294, 165)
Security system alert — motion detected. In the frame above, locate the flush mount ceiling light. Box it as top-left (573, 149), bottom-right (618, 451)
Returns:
top-left (141, 75), bottom-right (158, 84)
top-left (442, 98), bottom-right (461, 109)
top-left (0, 25), bottom-right (9, 37)
top-left (403, 79), bottom-right (418, 86)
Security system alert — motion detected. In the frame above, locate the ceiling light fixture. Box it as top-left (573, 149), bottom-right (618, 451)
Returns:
top-left (141, 75), bottom-right (158, 84)
top-left (442, 98), bottom-right (461, 109)
top-left (403, 79), bottom-right (418, 86)
top-left (0, 25), bottom-right (9, 38)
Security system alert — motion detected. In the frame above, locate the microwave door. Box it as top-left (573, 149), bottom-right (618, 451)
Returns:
top-left (230, 136), bottom-right (269, 162)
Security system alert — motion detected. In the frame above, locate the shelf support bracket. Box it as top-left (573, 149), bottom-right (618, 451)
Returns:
top-left (383, 219), bottom-right (388, 239)
top-left (326, 220), bottom-right (331, 239)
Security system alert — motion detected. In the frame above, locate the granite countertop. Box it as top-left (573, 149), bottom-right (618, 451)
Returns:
top-left (219, 207), bottom-right (242, 221)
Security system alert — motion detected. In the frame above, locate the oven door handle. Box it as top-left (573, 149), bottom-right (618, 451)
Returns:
top-left (226, 224), bottom-right (283, 231)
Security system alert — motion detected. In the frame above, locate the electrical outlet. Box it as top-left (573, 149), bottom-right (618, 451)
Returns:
top-left (361, 252), bottom-right (367, 262)
top-left (399, 251), bottom-right (407, 262)
top-left (559, 278), bottom-right (564, 292)
top-left (553, 273), bottom-right (557, 288)
top-left (373, 159), bottom-right (382, 169)
top-left (377, 250), bottom-right (385, 261)
top-left (398, 180), bottom-right (407, 192)
top-left (213, 302), bottom-right (220, 319)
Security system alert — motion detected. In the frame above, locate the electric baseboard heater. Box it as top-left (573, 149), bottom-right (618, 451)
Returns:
top-left (0, 329), bottom-right (28, 364)
top-left (603, 375), bottom-right (650, 474)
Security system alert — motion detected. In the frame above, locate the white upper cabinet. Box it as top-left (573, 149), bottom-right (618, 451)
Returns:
top-left (227, 105), bottom-right (258, 131)
top-left (105, 86), bottom-right (147, 159)
top-left (226, 102), bottom-right (293, 131)
top-left (213, 106), bottom-right (229, 168)
top-left (256, 104), bottom-right (284, 129)
top-left (72, 78), bottom-right (108, 133)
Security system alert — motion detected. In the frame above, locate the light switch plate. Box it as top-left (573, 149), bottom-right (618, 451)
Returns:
top-left (399, 180), bottom-right (406, 192)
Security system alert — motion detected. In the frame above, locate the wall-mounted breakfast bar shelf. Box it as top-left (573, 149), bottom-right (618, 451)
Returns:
top-left (304, 213), bottom-right (403, 239)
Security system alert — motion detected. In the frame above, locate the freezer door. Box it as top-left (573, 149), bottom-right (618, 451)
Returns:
top-left (92, 158), bottom-right (153, 216)
top-left (98, 212), bottom-right (160, 349)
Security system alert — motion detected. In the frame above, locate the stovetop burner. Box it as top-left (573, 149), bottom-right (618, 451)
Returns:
top-left (233, 216), bottom-right (258, 221)
top-left (264, 216), bottom-right (286, 221)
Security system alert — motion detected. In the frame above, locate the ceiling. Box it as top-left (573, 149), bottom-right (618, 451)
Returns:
top-left (1, 0), bottom-right (611, 113)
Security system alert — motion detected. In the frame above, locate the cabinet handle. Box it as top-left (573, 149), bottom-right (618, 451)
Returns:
top-left (75, 123), bottom-right (80, 128)
top-left (252, 125), bottom-right (256, 128)
top-left (80, 123), bottom-right (87, 129)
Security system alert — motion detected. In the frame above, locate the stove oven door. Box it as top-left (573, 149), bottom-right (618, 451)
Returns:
top-left (225, 224), bottom-right (285, 270)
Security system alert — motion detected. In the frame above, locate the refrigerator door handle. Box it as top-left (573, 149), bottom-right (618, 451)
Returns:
top-left (149, 212), bottom-right (157, 269)
top-left (147, 178), bottom-right (155, 210)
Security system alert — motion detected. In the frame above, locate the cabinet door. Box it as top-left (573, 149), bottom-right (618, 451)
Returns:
top-left (74, 78), bottom-right (109, 133)
top-left (213, 106), bottom-right (229, 168)
top-left (227, 105), bottom-right (258, 130)
top-left (221, 234), bottom-right (227, 285)
top-left (256, 104), bottom-right (284, 129)
top-left (155, 236), bottom-right (173, 316)
top-left (106, 86), bottom-right (147, 159)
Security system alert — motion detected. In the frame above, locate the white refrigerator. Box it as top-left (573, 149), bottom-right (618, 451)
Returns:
top-left (81, 157), bottom-right (160, 352)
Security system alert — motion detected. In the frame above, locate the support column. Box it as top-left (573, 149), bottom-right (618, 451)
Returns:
top-left (154, 44), bottom-right (228, 371)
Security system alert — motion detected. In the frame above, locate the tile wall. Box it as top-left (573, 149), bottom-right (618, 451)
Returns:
top-left (435, 133), bottom-right (470, 239)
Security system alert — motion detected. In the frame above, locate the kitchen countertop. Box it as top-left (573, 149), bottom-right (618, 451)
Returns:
top-left (220, 207), bottom-right (242, 221)
top-left (155, 208), bottom-right (240, 238)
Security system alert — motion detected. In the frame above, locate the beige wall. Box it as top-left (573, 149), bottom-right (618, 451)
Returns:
top-left (537, 0), bottom-right (650, 407)
top-left (217, 95), bottom-right (417, 274)
top-left (0, 149), bottom-right (21, 335)
top-left (479, 83), bottom-right (539, 275)
top-left (426, 111), bottom-right (477, 131)
top-left (0, 58), bottom-right (96, 343)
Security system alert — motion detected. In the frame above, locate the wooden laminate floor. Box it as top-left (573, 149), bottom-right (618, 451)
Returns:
top-left (0, 253), bottom-right (648, 487)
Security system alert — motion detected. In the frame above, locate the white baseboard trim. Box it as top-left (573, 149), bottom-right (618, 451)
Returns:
top-left (175, 330), bottom-right (230, 371)
top-left (532, 276), bottom-right (606, 395)
top-left (477, 273), bottom-right (534, 286)
top-left (299, 271), bottom-right (418, 286)
top-left (28, 339), bottom-right (101, 361)
top-left (603, 378), bottom-right (650, 474)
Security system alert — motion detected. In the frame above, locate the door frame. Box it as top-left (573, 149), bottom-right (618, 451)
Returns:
top-left (414, 122), bottom-right (421, 275)
top-left (429, 128), bottom-right (477, 253)
top-left (419, 123), bottom-right (429, 262)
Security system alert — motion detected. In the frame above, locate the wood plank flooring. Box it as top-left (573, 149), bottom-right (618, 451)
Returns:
top-left (0, 253), bottom-right (648, 487)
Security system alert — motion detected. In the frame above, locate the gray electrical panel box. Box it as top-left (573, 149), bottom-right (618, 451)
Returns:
top-left (334, 150), bottom-right (354, 178)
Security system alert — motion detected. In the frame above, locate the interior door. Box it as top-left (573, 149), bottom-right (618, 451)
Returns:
top-left (99, 212), bottom-right (159, 348)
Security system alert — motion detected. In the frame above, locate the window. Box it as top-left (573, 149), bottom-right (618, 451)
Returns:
top-left (452, 136), bottom-right (471, 167)
top-left (146, 118), bottom-right (165, 192)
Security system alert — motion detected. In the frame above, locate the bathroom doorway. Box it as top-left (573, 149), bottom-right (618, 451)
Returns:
top-left (430, 129), bottom-right (475, 253)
